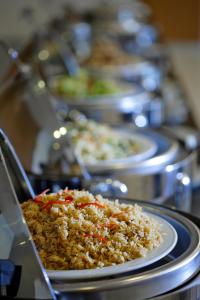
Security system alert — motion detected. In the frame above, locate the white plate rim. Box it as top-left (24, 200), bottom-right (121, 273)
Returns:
top-left (47, 212), bottom-right (177, 280)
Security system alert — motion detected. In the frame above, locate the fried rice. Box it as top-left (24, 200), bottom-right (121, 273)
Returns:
top-left (21, 189), bottom-right (162, 270)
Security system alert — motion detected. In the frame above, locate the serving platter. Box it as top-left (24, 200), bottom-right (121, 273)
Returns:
top-left (49, 74), bottom-right (149, 112)
top-left (49, 73), bottom-right (135, 97)
top-left (47, 211), bottom-right (177, 280)
top-left (84, 132), bottom-right (158, 171)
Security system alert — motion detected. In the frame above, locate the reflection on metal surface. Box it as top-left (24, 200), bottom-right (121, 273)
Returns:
top-left (37, 79), bottom-right (46, 89)
top-left (89, 178), bottom-right (128, 198)
top-left (38, 49), bottom-right (50, 61)
top-left (59, 126), bottom-right (67, 135)
top-left (134, 114), bottom-right (147, 127)
top-left (52, 142), bottom-right (60, 150)
top-left (0, 134), bottom-right (55, 299)
top-left (53, 130), bottom-right (61, 139)
top-left (175, 172), bottom-right (192, 212)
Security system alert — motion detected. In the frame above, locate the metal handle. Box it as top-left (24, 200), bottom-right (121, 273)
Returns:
top-left (49, 31), bottom-right (80, 76)
top-left (63, 133), bottom-right (92, 182)
top-left (175, 172), bottom-right (191, 212)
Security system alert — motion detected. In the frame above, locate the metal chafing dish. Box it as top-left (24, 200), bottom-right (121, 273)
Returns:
top-left (47, 73), bottom-right (163, 127)
top-left (0, 52), bottom-right (196, 212)
top-left (0, 25), bottom-right (186, 129)
top-left (28, 122), bottom-right (196, 213)
top-left (18, 19), bottom-right (165, 128)
top-left (0, 39), bottom-right (163, 128)
top-left (5, 0), bottom-right (188, 129)
top-left (1, 129), bottom-right (200, 300)
top-left (47, 204), bottom-right (200, 300)
top-left (36, 37), bottom-right (186, 127)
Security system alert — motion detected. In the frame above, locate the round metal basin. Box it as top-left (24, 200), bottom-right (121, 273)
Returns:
top-left (51, 201), bottom-right (200, 300)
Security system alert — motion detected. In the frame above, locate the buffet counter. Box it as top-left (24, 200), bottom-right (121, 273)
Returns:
top-left (0, 3), bottom-right (200, 299)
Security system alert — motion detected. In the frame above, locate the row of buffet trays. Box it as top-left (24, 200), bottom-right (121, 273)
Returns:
top-left (0, 1), bottom-right (196, 209)
top-left (1, 3), bottom-right (200, 299)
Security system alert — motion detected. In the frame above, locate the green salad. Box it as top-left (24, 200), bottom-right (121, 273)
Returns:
top-left (53, 70), bottom-right (122, 98)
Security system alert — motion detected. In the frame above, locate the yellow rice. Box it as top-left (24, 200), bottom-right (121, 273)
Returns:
top-left (21, 189), bottom-right (162, 270)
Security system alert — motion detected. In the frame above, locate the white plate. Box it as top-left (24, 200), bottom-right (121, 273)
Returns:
top-left (47, 212), bottom-right (177, 280)
top-left (85, 132), bottom-right (157, 172)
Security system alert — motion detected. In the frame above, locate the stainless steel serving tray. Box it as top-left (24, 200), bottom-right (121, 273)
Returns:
top-left (45, 69), bottom-right (163, 127)
top-left (30, 128), bottom-right (192, 207)
top-left (31, 128), bottom-right (179, 176)
top-left (51, 200), bottom-right (200, 300)
top-left (0, 128), bottom-right (199, 300)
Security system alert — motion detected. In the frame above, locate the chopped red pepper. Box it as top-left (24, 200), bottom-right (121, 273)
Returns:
top-left (106, 223), bottom-right (119, 229)
top-left (64, 195), bottom-right (73, 201)
top-left (77, 202), bottom-right (105, 209)
top-left (42, 199), bottom-right (73, 210)
top-left (97, 222), bottom-right (119, 230)
top-left (33, 189), bottom-right (74, 210)
top-left (111, 212), bottom-right (125, 218)
top-left (34, 189), bottom-right (50, 203)
top-left (83, 234), bottom-right (107, 243)
top-left (34, 197), bottom-right (43, 204)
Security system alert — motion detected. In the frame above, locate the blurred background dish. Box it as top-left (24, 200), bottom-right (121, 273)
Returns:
top-left (50, 71), bottom-right (132, 98)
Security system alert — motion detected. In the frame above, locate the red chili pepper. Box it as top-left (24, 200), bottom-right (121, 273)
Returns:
top-left (34, 189), bottom-right (50, 203)
top-left (42, 199), bottom-right (73, 210)
top-left (106, 223), bottom-right (119, 229)
top-left (64, 195), bottom-right (73, 202)
top-left (97, 222), bottom-right (118, 230)
top-left (83, 234), bottom-right (107, 243)
top-left (111, 212), bottom-right (124, 218)
top-left (77, 202), bottom-right (105, 209)
top-left (34, 197), bottom-right (43, 203)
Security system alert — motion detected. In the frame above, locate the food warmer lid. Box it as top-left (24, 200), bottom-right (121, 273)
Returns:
top-left (0, 129), bottom-right (55, 299)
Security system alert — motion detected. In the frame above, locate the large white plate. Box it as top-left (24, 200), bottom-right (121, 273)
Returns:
top-left (47, 212), bottom-right (177, 280)
top-left (85, 132), bottom-right (158, 172)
